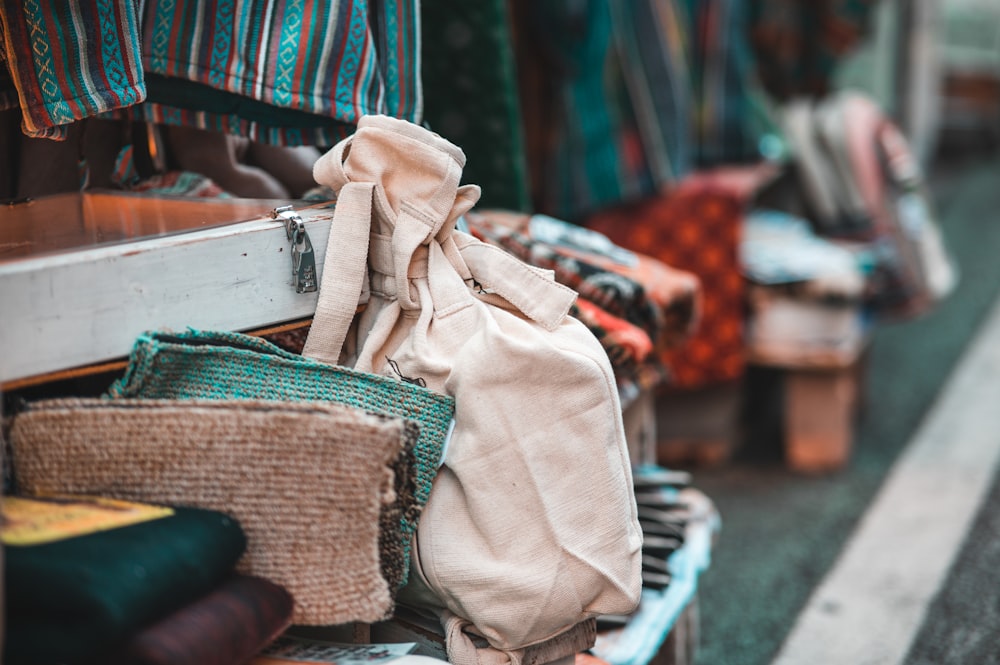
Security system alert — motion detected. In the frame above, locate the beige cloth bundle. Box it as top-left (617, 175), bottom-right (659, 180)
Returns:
top-left (10, 398), bottom-right (409, 625)
top-left (305, 115), bottom-right (642, 664)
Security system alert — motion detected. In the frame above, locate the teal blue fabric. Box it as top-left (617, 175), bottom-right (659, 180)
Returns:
top-left (531, 0), bottom-right (655, 220)
top-left (421, 0), bottom-right (530, 211)
top-left (105, 328), bottom-right (455, 588)
top-left (676, 0), bottom-right (764, 167)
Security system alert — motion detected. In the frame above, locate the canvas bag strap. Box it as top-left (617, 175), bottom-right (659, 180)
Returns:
top-left (392, 201), bottom-right (453, 311)
top-left (443, 610), bottom-right (524, 665)
top-left (302, 137), bottom-right (373, 365)
top-left (449, 232), bottom-right (578, 331)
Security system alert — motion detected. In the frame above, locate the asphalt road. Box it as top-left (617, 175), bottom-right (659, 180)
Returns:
top-left (688, 146), bottom-right (1000, 665)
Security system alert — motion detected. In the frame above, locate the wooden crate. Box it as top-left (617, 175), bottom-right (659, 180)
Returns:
top-left (746, 348), bottom-right (869, 474)
top-left (782, 363), bottom-right (863, 473)
top-left (745, 290), bottom-right (870, 473)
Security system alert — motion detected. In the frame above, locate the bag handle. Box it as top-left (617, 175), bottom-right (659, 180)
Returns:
top-left (443, 610), bottom-right (523, 665)
top-left (302, 136), bottom-right (374, 364)
top-left (304, 116), bottom-right (577, 364)
top-left (303, 124), bottom-right (471, 362)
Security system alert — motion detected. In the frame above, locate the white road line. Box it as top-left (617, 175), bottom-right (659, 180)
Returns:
top-left (772, 295), bottom-right (1000, 665)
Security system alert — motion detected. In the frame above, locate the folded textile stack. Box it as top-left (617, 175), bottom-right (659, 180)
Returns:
top-left (741, 208), bottom-right (870, 367)
top-left (7, 330), bottom-right (453, 665)
top-left (1, 495), bottom-right (294, 665)
top-left (8, 396), bottom-right (424, 626)
top-left (104, 329), bottom-right (456, 599)
top-left (465, 210), bottom-right (701, 402)
top-left (778, 91), bottom-right (957, 321)
top-left (585, 177), bottom-right (750, 392)
top-left (590, 465), bottom-right (720, 665)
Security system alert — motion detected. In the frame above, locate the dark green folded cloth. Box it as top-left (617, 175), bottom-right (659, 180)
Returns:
top-left (4, 501), bottom-right (247, 665)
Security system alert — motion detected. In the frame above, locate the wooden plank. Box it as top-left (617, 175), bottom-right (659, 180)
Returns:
top-left (0, 192), bottom-right (295, 260)
top-left (784, 366), bottom-right (859, 473)
top-left (622, 388), bottom-right (657, 467)
top-left (0, 206), bottom-right (335, 384)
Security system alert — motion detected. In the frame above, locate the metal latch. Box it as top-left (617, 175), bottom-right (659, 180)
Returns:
top-left (271, 205), bottom-right (317, 293)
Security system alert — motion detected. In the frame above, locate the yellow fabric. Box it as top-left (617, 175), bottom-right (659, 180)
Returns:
top-left (1, 495), bottom-right (173, 546)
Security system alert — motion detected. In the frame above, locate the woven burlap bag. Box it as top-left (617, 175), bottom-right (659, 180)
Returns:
top-left (10, 398), bottom-right (408, 625)
top-left (105, 328), bottom-right (454, 593)
top-left (304, 115), bottom-right (642, 665)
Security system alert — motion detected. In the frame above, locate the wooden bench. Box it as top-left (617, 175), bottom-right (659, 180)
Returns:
top-left (746, 338), bottom-right (870, 474)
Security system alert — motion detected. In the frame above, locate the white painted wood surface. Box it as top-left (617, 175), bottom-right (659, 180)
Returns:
top-left (0, 207), bottom-right (335, 384)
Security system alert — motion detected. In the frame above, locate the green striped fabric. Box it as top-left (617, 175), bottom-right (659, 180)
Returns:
top-left (0, 0), bottom-right (145, 139)
top-left (1, 1), bottom-right (422, 144)
top-left (526, 0), bottom-right (697, 222)
top-left (677, 0), bottom-right (764, 167)
top-left (531, 0), bottom-right (655, 221)
top-left (609, 0), bottom-right (693, 186)
top-left (519, 0), bottom-right (773, 221)
top-left (130, 0), bottom-right (423, 146)
top-left (420, 0), bottom-right (531, 212)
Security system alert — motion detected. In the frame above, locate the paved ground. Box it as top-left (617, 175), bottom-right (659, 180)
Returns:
top-left (905, 469), bottom-right (1000, 665)
top-left (687, 145), bottom-right (1000, 665)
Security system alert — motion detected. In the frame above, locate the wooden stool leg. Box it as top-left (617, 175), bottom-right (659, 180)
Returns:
top-left (650, 594), bottom-right (700, 665)
top-left (784, 367), bottom-right (858, 473)
top-left (622, 389), bottom-right (658, 466)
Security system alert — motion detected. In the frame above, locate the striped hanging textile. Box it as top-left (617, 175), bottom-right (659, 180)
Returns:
top-left (676, 0), bottom-right (763, 167)
top-left (0, 0), bottom-right (146, 139)
top-left (607, 0), bottom-right (693, 188)
top-left (129, 0), bottom-right (423, 146)
top-left (517, 0), bottom-right (657, 221)
top-left (518, 0), bottom-right (693, 222)
top-left (420, 0), bottom-right (530, 212)
top-left (1, 1), bottom-right (421, 145)
top-left (748, 0), bottom-right (878, 101)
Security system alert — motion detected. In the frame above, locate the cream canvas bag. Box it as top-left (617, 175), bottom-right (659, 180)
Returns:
top-left (303, 115), bottom-right (642, 663)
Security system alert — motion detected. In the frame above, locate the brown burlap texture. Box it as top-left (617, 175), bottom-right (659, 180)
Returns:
top-left (10, 398), bottom-right (407, 625)
top-left (380, 417), bottom-right (421, 592)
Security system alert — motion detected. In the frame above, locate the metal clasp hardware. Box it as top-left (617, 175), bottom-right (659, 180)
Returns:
top-left (271, 205), bottom-right (318, 293)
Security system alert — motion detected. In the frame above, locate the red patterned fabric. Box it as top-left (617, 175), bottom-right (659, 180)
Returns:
top-left (586, 178), bottom-right (748, 390)
top-left (573, 298), bottom-right (655, 366)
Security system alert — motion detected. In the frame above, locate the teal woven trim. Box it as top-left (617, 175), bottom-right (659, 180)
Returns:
top-left (106, 328), bottom-right (454, 588)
